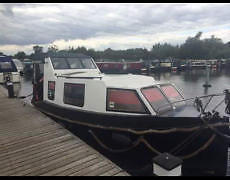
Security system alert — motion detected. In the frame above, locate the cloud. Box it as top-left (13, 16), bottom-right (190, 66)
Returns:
top-left (0, 3), bottom-right (230, 55)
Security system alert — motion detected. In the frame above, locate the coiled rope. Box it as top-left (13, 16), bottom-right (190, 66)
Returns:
top-left (17, 92), bottom-right (33, 99)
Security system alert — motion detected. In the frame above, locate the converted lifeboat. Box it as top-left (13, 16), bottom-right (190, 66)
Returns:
top-left (31, 52), bottom-right (230, 175)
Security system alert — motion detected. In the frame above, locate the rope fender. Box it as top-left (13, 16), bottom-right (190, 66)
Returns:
top-left (88, 129), bottom-right (217, 160)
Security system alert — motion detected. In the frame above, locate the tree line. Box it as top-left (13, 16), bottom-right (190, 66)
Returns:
top-left (1, 32), bottom-right (230, 62)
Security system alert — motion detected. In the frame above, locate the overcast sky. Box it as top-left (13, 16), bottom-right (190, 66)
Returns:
top-left (0, 3), bottom-right (230, 55)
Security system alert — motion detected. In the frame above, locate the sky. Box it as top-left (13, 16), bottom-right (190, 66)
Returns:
top-left (0, 3), bottom-right (230, 55)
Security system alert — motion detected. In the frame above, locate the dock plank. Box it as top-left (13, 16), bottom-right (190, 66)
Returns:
top-left (0, 86), bottom-right (129, 176)
top-left (40, 154), bottom-right (98, 176)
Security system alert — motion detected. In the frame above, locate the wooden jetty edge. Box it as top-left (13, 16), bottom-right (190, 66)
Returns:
top-left (0, 86), bottom-right (129, 176)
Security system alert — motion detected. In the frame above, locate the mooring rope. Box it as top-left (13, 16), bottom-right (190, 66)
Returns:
top-left (179, 134), bottom-right (216, 160)
top-left (17, 92), bottom-right (33, 99)
top-left (35, 106), bottom-right (230, 136)
top-left (89, 129), bottom-right (217, 160)
top-left (169, 129), bottom-right (203, 155)
top-left (88, 130), bottom-right (145, 153)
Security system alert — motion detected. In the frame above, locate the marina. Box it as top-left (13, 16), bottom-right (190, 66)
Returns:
top-left (0, 85), bottom-right (129, 176)
top-left (1, 53), bottom-right (230, 176)
top-left (1, 3), bottom-right (230, 176)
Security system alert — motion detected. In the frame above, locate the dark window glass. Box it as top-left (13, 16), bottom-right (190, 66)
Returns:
top-left (67, 58), bottom-right (84, 69)
top-left (141, 87), bottom-right (172, 114)
top-left (51, 57), bottom-right (96, 69)
top-left (51, 58), bottom-right (69, 69)
top-left (67, 58), bottom-right (96, 69)
top-left (64, 83), bottom-right (85, 107)
top-left (107, 89), bottom-right (147, 113)
top-left (48, 81), bottom-right (55, 100)
top-left (0, 62), bottom-right (12, 69)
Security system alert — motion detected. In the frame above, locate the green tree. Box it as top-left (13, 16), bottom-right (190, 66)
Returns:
top-left (14, 51), bottom-right (26, 60)
top-left (47, 44), bottom-right (58, 53)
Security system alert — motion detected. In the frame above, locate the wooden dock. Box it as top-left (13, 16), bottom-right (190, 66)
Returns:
top-left (0, 86), bottom-right (129, 176)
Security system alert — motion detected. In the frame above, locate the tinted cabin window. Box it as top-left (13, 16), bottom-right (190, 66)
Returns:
top-left (141, 87), bottom-right (172, 114)
top-left (64, 83), bottom-right (85, 107)
top-left (160, 84), bottom-right (184, 107)
top-left (52, 58), bottom-right (69, 69)
top-left (107, 89), bottom-right (147, 113)
top-left (0, 61), bottom-right (17, 72)
top-left (51, 57), bottom-right (96, 69)
top-left (0, 62), bottom-right (12, 70)
top-left (48, 81), bottom-right (55, 100)
top-left (67, 58), bottom-right (96, 69)
top-left (67, 58), bottom-right (84, 69)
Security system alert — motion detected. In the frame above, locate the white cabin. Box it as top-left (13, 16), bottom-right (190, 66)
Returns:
top-left (42, 54), bottom-right (185, 116)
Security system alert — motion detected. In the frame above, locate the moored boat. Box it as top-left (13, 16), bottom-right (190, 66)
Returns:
top-left (31, 52), bottom-right (230, 175)
top-left (96, 59), bottom-right (144, 74)
top-left (0, 56), bottom-right (21, 84)
top-left (12, 58), bottom-right (24, 75)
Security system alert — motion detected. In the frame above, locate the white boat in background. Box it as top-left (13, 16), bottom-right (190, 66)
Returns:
top-left (0, 56), bottom-right (21, 84)
top-left (12, 58), bottom-right (24, 75)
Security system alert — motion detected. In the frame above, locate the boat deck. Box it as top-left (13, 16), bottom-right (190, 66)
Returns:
top-left (0, 86), bottom-right (129, 176)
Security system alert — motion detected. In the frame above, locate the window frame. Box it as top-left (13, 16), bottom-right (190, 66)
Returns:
top-left (141, 85), bottom-right (173, 114)
top-left (106, 88), bottom-right (150, 114)
top-left (159, 83), bottom-right (184, 102)
top-left (48, 81), bottom-right (55, 101)
top-left (50, 57), bottom-right (97, 70)
top-left (63, 83), bottom-right (85, 107)
top-left (159, 83), bottom-right (185, 107)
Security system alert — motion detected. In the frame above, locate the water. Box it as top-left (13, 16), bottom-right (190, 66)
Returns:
top-left (153, 69), bottom-right (230, 116)
top-left (15, 68), bottom-right (230, 176)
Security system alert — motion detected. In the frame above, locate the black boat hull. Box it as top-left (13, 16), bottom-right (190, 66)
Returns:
top-left (32, 100), bottom-right (230, 175)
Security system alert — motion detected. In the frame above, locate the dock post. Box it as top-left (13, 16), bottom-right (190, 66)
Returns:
top-left (6, 81), bottom-right (14, 98)
top-left (153, 153), bottom-right (183, 176)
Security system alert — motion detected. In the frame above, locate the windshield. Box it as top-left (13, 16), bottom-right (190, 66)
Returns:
top-left (141, 86), bottom-right (172, 114)
top-left (0, 62), bottom-right (12, 69)
top-left (160, 84), bottom-right (185, 107)
top-left (13, 59), bottom-right (23, 68)
top-left (51, 57), bottom-right (96, 69)
top-left (0, 61), bottom-right (16, 72)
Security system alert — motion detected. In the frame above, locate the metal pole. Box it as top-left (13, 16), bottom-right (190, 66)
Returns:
top-left (203, 62), bottom-right (211, 87)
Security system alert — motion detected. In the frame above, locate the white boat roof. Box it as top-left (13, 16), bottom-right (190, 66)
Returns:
top-left (56, 70), bottom-right (157, 89)
top-left (102, 74), bottom-right (156, 89)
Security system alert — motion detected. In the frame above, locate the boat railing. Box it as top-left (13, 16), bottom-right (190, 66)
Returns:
top-left (155, 89), bottom-right (230, 116)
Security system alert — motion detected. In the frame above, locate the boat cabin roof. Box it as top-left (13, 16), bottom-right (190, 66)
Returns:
top-left (0, 56), bottom-right (17, 72)
top-left (102, 74), bottom-right (156, 89)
